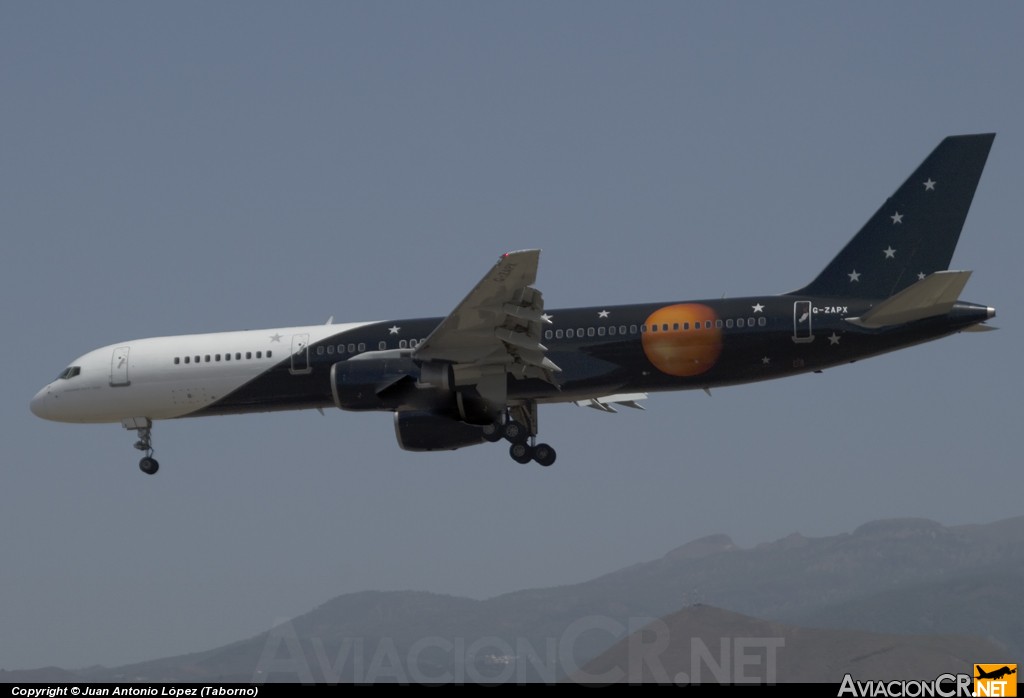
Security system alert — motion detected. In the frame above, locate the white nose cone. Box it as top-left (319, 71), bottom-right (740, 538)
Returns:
top-left (30, 387), bottom-right (51, 420)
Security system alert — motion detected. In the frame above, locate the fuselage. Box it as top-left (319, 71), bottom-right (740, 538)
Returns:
top-left (29, 294), bottom-right (993, 426)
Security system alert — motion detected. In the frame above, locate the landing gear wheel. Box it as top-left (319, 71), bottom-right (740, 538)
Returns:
top-left (503, 420), bottom-right (529, 444)
top-left (509, 442), bottom-right (534, 464)
top-left (481, 423), bottom-right (504, 443)
top-left (533, 443), bottom-right (556, 467)
top-left (124, 418), bottom-right (159, 475)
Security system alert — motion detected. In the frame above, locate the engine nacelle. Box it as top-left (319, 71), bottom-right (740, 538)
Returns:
top-left (393, 410), bottom-right (488, 452)
top-left (330, 353), bottom-right (501, 425)
top-left (331, 355), bottom-right (421, 411)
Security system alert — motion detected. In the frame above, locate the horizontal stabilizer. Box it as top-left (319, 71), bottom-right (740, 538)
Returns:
top-left (846, 270), bottom-right (971, 329)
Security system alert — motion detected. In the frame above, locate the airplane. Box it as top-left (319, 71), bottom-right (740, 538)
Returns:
top-left (975, 666), bottom-right (1016, 681)
top-left (30, 134), bottom-right (997, 474)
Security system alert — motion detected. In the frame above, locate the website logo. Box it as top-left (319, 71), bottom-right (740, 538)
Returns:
top-left (974, 664), bottom-right (1017, 697)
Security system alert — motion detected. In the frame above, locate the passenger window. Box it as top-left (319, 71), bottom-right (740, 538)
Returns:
top-left (598, 326), bottom-right (606, 336)
top-left (684, 322), bottom-right (690, 330)
top-left (358, 343), bottom-right (366, 352)
top-left (747, 318), bottom-right (754, 326)
top-left (555, 329), bottom-right (564, 339)
top-left (256, 351), bottom-right (263, 359)
top-left (267, 350), bottom-right (272, 358)
top-left (215, 354), bottom-right (221, 361)
top-left (758, 317), bottom-right (766, 327)
top-left (326, 345), bottom-right (334, 355)
top-left (399, 340), bottom-right (408, 349)
top-left (184, 356), bottom-right (190, 364)
top-left (246, 352), bottom-right (252, 359)
top-left (379, 341), bottom-right (386, 350)
top-left (225, 353), bottom-right (231, 361)
top-left (174, 358), bottom-right (180, 365)
top-left (716, 319), bottom-right (723, 329)
top-left (348, 343), bottom-right (356, 353)
top-left (587, 327), bottom-right (594, 337)
top-left (609, 326), bottom-right (617, 336)
top-left (620, 325), bottom-right (627, 335)
top-left (737, 318), bottom-right (745, 328)
top-left (650, 325), bottom-right (657, 333)
top-left (566, 329), bottom-right (575, 338)
top-left (726, 319), bottom-right (734, 328)
top-left (544, 330), bottom-right (552, 340)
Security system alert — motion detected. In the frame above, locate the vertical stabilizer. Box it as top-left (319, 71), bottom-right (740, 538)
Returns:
top-left (794, 134), bottom-right (994, 299)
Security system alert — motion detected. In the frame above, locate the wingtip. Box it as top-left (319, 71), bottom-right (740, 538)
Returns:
top-left (501, 248), bottom-right (541, 258)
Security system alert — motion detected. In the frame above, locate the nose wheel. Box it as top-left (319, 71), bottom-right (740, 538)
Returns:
top-left (122, 417), bottom-right (159, 475)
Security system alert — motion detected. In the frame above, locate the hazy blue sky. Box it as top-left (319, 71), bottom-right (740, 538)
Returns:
top-left (3, 2), bottom-right (1022, 671)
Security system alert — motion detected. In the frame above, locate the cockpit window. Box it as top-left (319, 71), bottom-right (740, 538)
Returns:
top-left (57, 366), bottom-right (81, 380)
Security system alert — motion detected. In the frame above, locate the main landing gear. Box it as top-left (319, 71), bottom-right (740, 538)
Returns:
top-left (482, 403), bottom-right (557, 467)
top-left (122, 417), bottom-right (159, 475)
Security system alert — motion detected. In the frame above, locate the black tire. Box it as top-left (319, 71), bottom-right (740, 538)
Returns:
top-left (509, 442), bottom-right (534, 464)
top-left (533, 444), bottom-right (556, 467)
top-left (139, 457), bottom-right (159, 475)
top-left (481, 423), bottom-right (503, 443)
top-left (503, 420), bottom-right (529, 444)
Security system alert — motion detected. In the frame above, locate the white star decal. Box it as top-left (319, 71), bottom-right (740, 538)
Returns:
top-left (761, 356), bottom-right (771, 365)
top-left (848, 270), bottom-right (861, 282)
top-left (541, 313), bottom-right (553, 323)
top-left (752, 303), bottom-right (764, 313)
top-left (883, 246), bottom-right (896, 259)
top-left (891, 212), bottom-right (903, 224)
top-left (598, 310), bottom-right (610, 319)
top-left (923, 178), bottom-right (936, 191)
top-left (269, 333), bottom-right (282, 343)
top-left (388, 325), bottom-right (401, 335)
top-left (828, 333), bottom-right (841, 345)
top-left (917, 271), bottom-right (927, 280)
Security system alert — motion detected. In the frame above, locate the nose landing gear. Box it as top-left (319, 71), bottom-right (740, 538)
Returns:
top-left (122, 417), bottom-right (159, 475)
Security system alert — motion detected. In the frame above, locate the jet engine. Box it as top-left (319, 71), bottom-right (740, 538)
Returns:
top-left (330, 354), bottom-right (501, 425)
top-left (393, 410), bottom-right (488, 451)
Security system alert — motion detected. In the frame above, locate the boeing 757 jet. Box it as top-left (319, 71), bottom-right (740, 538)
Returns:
top-left (31, 134), bottom-right (997, 473)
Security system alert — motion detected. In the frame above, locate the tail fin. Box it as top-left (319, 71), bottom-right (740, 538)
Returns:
top-left (794, 134), bottom-right (994, 299)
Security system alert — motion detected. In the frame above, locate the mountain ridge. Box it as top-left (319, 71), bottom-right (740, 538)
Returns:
top-left (7, 514), bottom-right (1021, 683)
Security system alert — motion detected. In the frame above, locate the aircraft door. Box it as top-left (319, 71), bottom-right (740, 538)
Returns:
top-left (792, 301), bottom-right (814, 343)
top-left (110, 346), bottom-right (131, 386)
top-left (290, 334), bottom-right (311, 375)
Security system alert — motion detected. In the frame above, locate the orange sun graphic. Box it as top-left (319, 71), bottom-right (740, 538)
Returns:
top-left (641, 304), bottom-right (723, 377)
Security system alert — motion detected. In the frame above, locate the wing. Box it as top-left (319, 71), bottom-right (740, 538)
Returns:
top-left (413, 250), bottom-right (561, 385)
